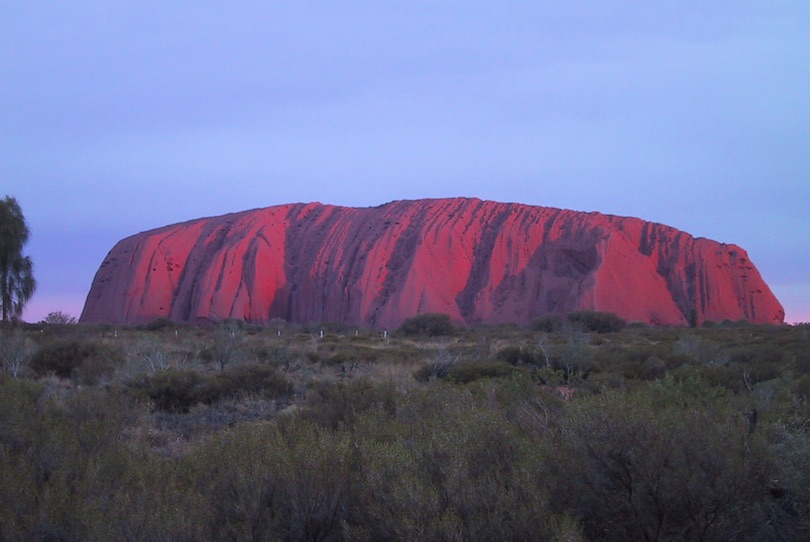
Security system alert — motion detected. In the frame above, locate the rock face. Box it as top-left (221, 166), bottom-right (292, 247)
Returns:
top-left (80, 198), bottom-right (784, 327)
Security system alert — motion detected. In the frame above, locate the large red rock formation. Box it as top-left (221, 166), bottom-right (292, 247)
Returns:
top-left (80, 198), bottom-right (784, 327)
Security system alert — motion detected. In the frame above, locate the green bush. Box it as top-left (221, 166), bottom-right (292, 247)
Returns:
top-left (567, 310), bottom-right (626, 333)
top-left (216, 364), bottom-right (293, 400)
top-left (530, 313), bottom-right (563, 332)
top-left (495, 345), bottom-right (545, 366)
top-left (554, 378), bottom-right (779, 541)
top-left (314, 343), bottom-right (381, 365)
top-left (132, 363), bottom-right (293, 413)
top-left (397, 313), bottom-right (456, 337)
top-left (447, 361), bottom-right (524, 384)
top-left (415, 359), bottom-right (527, 384)
top-left (413, 361), bottom-right (454, 382)
top-left (303, 379), bottom-right (396, 430)
top-left (140, 317), bottom-right (177, 331)
top-left (29, 340), bottom-right (83, 378)
top-left (132, 370), bottom-right (217, 413)
top-left (29, 339), bottom-right (120, 382)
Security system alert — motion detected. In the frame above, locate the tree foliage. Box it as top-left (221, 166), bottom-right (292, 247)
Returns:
top-left (396, 313), bottom-right (455, 337)
top-left (567, 310), bottom-right (626, 333)
top-left (0, 196), bottom-right (36, 323)
top-left (42, 311), bottom-right (78, 325)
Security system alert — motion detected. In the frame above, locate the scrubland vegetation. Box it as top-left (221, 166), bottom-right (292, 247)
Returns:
top-left (1, 312), bottom-right (809, 541)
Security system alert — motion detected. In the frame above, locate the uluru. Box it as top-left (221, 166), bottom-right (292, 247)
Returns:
top-left (80, 198), bottom-right (784, 328)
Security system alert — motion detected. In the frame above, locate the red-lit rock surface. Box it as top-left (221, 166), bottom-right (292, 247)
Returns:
top-left (80, 198), bottom-right (785, 327)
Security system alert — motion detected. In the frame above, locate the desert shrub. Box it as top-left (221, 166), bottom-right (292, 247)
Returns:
top-left (765, 424), bottom-right (810, 537)
top-left (216, 363), bottom-right (293, 400)
top-left (496, 345), bottom-right (545, 366)
top-left (591, 344), bottom-right (669, 381)
top-left (140, 317), bottom-right (177, 331)
top-left (205, 320), bottom-right (245, 370)
top-left (0, 378), bottom-right (150, 541)
top-left (413, 360), bottom-right (455, 382)
top-left (252, 343), bottom-right (298, 366)
top-left (673, 334), bottom-right (728, 365)
top-left (74, 349), bottom-right (119, 385)
top-left (193, 418), bottom-right (352, 542)
top-left (531, 313), bottom-right (563, 332)
top-left (662, 352), bottom-right (691, 370)
top-left (741, 361), bottom-right (782, 387)
top-left (593, 343), bottom-right (661, 367)
top-left (132, 370), bottom-right (219, 413)
top-left (396, 313), bottom-right (456, 337)
top-left (303, 321), bottom-right (356, 335)
top-left (567, 310), bottom-right (626, 333)
top-left (132, 364), bottom-right (292, 414)
top-left (721, 318), bottom-right (751, 328)
top-left (348, 385), bottom-right (554, 541)
top-left (728, 344), bottom-right (786, 365)
top-left (316, 343), bottom-right (381, 365)
top-left (673, 364), bottom-right (745, 394)
top-left (303, 379), bottom-right (397, 430)
top-left (29, 339), bottom-right (84, 378)
top-left (29, 339), bottom-right (120, 383)
top-left (545, 337), bottom-right (594, 382)
top-left (553, 377), bottom-right (780, 541)
top-left (447, 361), bottom-right (524, 384)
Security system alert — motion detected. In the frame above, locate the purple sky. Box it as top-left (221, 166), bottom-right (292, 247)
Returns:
top-left (3, 2), bottom-right (809, 324)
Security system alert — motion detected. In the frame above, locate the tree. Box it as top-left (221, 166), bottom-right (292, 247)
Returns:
top-left (396, 313), bottom-right (455, 337)
top-left (42, 310), bottom-right (77, 325)
top-left (567, 310), bottom-right (626, 333)
top-left (0, 196), bottom-right (36, 323)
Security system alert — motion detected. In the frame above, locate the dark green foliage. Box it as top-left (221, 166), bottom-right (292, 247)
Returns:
top-left (133, 364), bottom-right (293, 413)
top-left (135, 369), bottom-right (216, 413)
top-left (567, 310), bottom-right (626, 332)
top-left (303, 320), bottom-right (357, 334)
top-left (347, 384), bottom-right (555, 541)
top-left (0, 378), bottom-right (148, 541)
top-left (29, 338), bottom-right (120, 383)
top-left (42, 310), bottom-right (77, 325)
top-left (396, 312), bottom-right (455, 337)
top-left (544, 338), bottom-right (594, 382)
top-left (592, 343), bottom-right (672, 381)
top-left (792, 374), bottom-right (810, 400)
top-left (193, 419), bottom-right (352, 542)
top-left (412, 360), bottom-right (453, 382)
top-left (728, 344), bottom-right (786, 365)
top-left (554, 378), bottom-right (780, 541)
top-left (496, 345), bottom-right (545, 366)
top-left (446, 360), bottom-right (524, 383)
top-left (0, 195), bottom-right (36, 323)
top-left (30, 339), bottom-right (83, 378)
top-left (216, 363), bottom-right (294, 400)
top-left (415, 358), bottom-right (528, 384)
top-left (531, 313), bottom-right (563, 332)
top-left (140, 317), bottom-right (177, 331)
top-left (309, 338), bottom-right (381, 365)
top-left (302, 378), bottom-right (396, 430)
